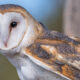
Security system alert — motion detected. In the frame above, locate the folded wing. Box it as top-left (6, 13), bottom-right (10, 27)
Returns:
top-left (24, 31), bottom-right (80, 80)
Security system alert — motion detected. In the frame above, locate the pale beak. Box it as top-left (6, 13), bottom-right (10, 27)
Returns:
top-left (0, 20), bottom-right (10, 47)
top-left (3, 38), bottom-right (8, 47)
top-left (0, 30), bottom-right (9, 47)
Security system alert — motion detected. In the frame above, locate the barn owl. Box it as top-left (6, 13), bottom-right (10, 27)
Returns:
top-left (0, 4), bottom-right (80, 80)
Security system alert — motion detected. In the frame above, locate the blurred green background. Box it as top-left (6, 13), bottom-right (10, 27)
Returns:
top-left (0, 0), bottom-right (65, 80)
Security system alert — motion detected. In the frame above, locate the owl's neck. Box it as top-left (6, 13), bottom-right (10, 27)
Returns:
top-left (7, 52), bottom-right (27, 68)
top-left (7, 52), bottom-right (42, 80)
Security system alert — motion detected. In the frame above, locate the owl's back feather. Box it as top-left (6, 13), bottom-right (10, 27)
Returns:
top-left (24, 30), bottom-right (80, 80)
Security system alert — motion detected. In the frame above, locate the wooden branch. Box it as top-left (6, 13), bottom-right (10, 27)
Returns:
top-left (63, 0), bottom-right (80, 37)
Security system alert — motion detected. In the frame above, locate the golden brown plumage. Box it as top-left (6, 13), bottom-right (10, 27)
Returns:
top-left (24, 30), bottom-right (80, 80)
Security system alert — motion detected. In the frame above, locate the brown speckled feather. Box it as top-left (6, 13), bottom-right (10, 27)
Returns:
top-left (24, 30), bottom-right (80, 80)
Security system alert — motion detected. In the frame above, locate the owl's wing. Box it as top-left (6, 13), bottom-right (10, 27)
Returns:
top-left (23, 31), bottom-right (80, 80)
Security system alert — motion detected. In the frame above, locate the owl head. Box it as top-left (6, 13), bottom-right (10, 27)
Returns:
top-left (0, 4), bottom-right (43, 52)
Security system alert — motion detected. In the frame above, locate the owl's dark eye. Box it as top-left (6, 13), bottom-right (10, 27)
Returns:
top-left (10, 21), bottom-right (17, 28)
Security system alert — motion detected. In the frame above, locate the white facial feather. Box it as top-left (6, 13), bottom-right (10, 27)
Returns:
top-left (0, 12), bottom-right (27, 49)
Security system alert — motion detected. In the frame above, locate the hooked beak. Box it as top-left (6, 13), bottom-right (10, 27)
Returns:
top-left (0, 24), bottom-right (10, 47)
top-left (0, 31), bottom-right (9, 47)
top-left (3, 38), bottom-right (8, 47)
